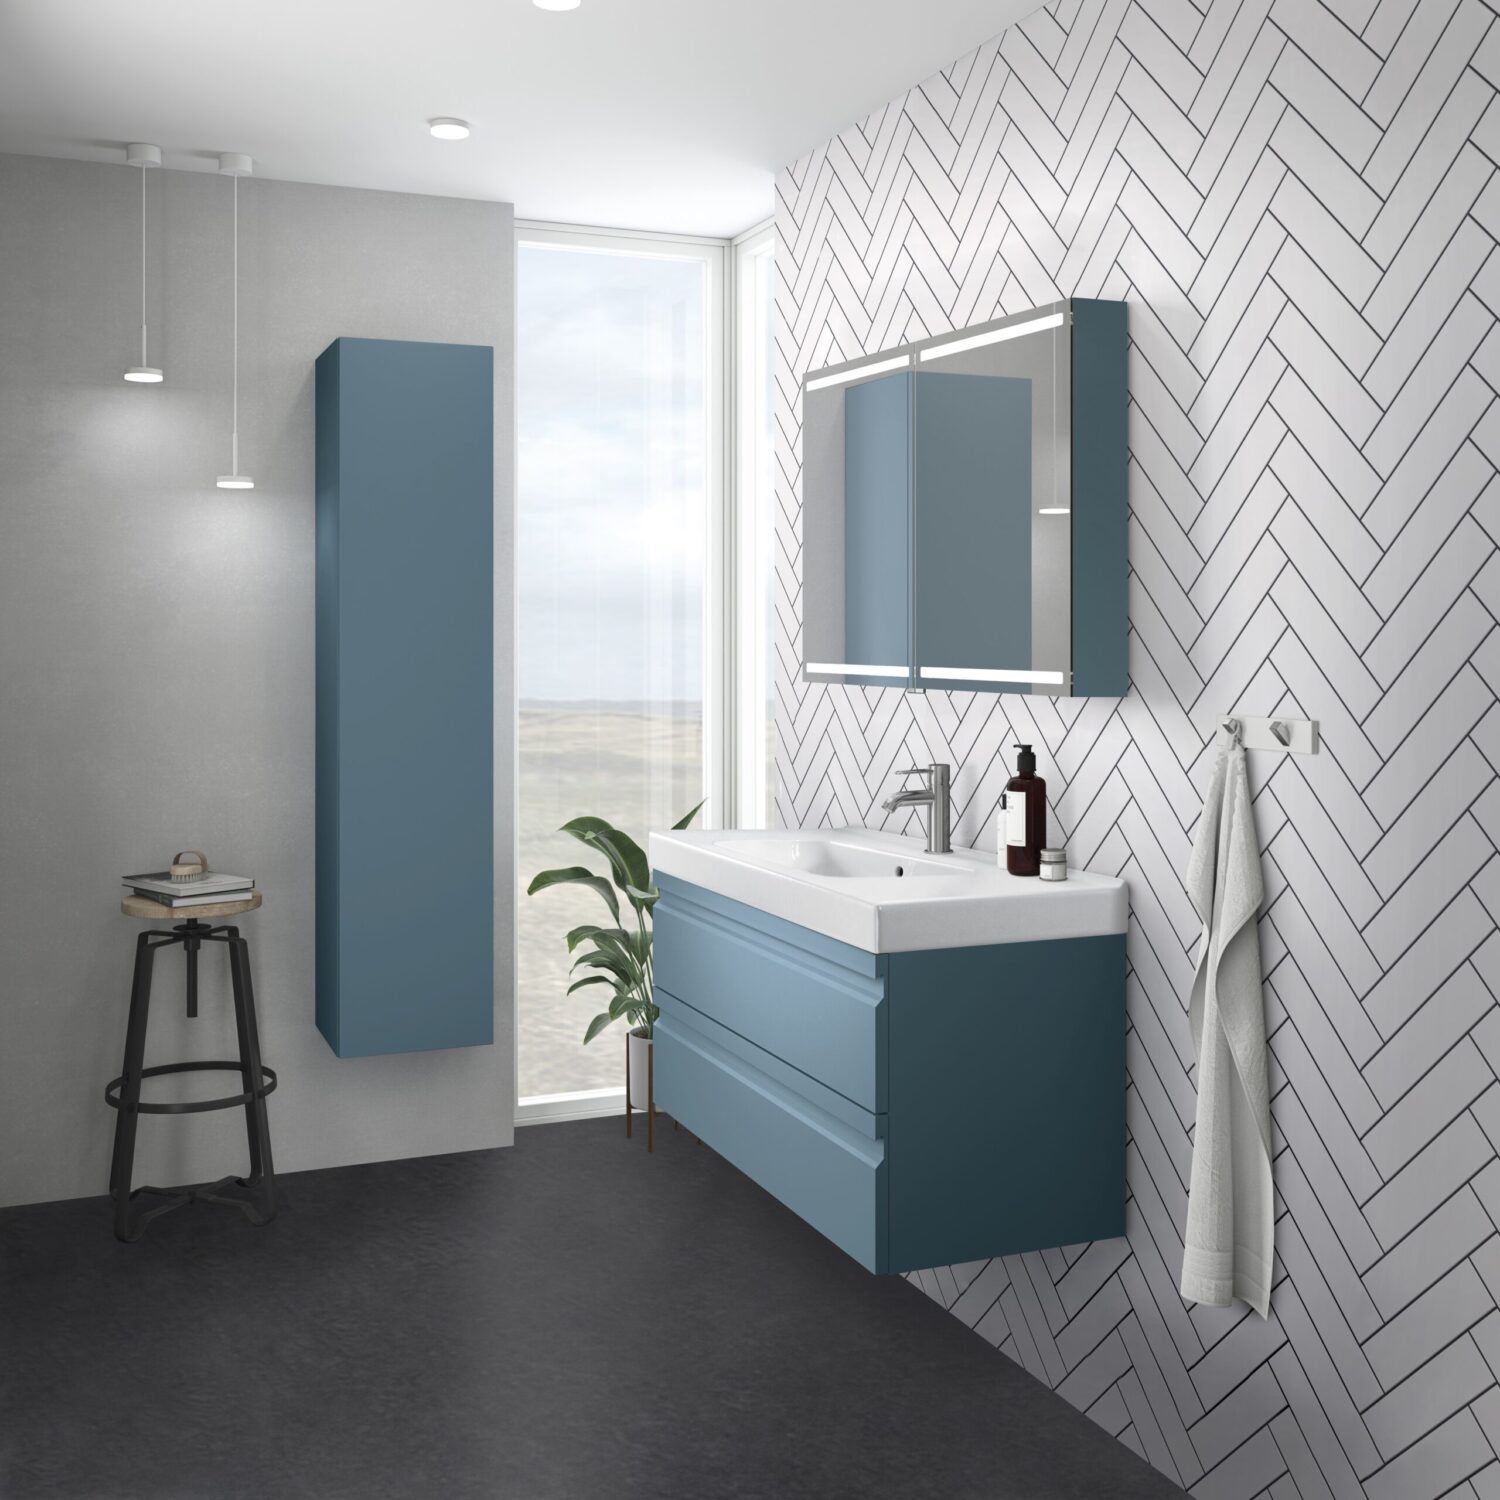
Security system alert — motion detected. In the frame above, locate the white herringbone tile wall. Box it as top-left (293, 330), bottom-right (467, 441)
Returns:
top-left (773, 1), bottom-right (1500, 1494)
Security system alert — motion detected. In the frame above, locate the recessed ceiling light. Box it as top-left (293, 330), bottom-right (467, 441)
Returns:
top-left (428, 117), bottom-right (471, 140)
top-left (534, 0), bottom-right (581, 10)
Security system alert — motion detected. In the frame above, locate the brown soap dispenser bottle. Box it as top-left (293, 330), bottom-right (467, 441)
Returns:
top-left (1002, 743), bottom-right (1047, 876)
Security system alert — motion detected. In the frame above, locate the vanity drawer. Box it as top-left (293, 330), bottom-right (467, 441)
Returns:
top-left (655, 1008), bottom-right (887, 1272)
top-left (653, 874), bottom-right (887, 1112)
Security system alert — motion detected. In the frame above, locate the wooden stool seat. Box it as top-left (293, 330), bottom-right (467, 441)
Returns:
top-left (121, 891), bottom-right (262, 921)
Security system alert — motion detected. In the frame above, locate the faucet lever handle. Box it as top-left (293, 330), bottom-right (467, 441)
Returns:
top-left (895, 766), bottom-right (930, 780)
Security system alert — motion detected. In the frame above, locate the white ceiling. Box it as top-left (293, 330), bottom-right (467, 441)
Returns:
top-left (0, 0), bottom-right (1042, 237)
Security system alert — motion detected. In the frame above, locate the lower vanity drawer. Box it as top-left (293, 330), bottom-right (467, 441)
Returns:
top-left (655, 1006), bottom-right (888, 1272)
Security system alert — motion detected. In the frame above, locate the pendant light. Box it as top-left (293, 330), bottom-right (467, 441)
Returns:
top-left (216, 153), bottom-right (254, 490)
top-left (123, 143), bottom-right (163, 383)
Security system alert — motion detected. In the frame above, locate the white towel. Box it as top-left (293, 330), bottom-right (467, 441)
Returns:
top-left (1180, 730), bottom-right (1274, 1318)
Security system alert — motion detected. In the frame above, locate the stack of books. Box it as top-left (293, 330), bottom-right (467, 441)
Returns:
top-left (123, 869), bottom-right (257, 909)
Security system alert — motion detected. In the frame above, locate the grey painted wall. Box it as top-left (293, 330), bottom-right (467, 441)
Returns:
top-left (775, 2), bottom-right (1500, 1497)
top-left (0, 152), bottom-right (516, 1208)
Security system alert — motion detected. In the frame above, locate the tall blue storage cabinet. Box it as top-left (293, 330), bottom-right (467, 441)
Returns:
top-left (315, 338), bottom-right (494, 1057)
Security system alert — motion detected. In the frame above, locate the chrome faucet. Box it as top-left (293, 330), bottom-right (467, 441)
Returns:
top-left (881, 763), bottom-right (952, 854)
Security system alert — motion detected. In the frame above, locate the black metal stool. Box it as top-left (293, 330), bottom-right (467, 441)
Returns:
top-left (107, 892), bottom-right (277, 1242)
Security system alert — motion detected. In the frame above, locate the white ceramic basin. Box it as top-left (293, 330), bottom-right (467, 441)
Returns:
top-left (726, 835), bottom-right (976, 881)
top-left (648, 827), bottom-right (1127, 954)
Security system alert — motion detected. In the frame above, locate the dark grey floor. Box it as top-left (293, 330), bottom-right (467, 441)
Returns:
top-left (1, 1118), bottom-right (1184, 1500)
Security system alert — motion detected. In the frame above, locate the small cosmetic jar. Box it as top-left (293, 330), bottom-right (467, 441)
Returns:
top-left (1039, 847), bottom-right (1068, 882)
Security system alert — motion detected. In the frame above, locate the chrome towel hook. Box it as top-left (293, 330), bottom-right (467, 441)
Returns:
top-left (1214, 714), bottom-right (1318, 754)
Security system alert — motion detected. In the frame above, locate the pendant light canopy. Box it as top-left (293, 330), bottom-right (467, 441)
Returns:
top-left (216, 153), bottom-right (254, 490)
top-left (123, 143), bottom-right (163, 383)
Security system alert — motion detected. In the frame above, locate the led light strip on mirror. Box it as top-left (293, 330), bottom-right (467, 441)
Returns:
top-left (917, 311), bottom-right (1066, 362)
top-left (803, 353), bottom-right (912, 392)
top-left (919, 667), bottom-right (1067, 686)
top-left (805, 662), bottom-right (909, 678)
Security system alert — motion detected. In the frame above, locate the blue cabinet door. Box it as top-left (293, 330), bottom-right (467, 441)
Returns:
top-left (884, 935), bottom-right (1126, 1270)
top-left (1070, 298), bottom-right (1129, 696)
top-left (315, 338), bottom-right (494, 1057)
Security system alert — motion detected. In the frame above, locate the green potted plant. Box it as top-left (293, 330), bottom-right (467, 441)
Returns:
top-left (527, 802), bottom-right (703, 1111)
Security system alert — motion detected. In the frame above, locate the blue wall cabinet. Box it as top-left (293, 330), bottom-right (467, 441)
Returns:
top-left (652, 875), bottom-right (1125, 1273)
top-left (315, 338), bottom-right (494, 1057)
top-left (801, 298), bottom-right (1127, 697)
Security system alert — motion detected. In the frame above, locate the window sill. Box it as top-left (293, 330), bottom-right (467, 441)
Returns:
top-left (515, 1087), bottom-right (625, 1127)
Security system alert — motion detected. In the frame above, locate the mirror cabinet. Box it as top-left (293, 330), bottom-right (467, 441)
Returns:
top-left (801, 299), bottom-right (1127, 697)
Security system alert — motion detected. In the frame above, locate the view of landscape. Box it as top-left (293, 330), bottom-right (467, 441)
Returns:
top-left (516, 235), bottom-right (709, 1098)
top-left (518, 702), bottom-right (703, 1095)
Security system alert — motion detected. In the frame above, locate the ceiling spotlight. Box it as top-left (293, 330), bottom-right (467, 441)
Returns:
top-left (534, 0), bottom-right (582, 10)
top-left (428, 117), bottom-right (471, 140)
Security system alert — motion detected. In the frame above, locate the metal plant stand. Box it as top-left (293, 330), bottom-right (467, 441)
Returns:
top-left (624, 1033), bottom-right (692, 1153)
top-left (107, 894), bottom-right (276, 1242)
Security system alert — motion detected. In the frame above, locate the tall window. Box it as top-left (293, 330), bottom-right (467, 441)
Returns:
top-left (516, 226), bottom-right (723, 1102)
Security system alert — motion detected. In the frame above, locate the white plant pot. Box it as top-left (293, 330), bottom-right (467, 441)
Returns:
top-left (627, 1027), bottom-right (654, 1111)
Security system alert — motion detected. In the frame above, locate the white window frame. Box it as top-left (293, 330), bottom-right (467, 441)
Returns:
top-left (512, 220), bottom-right (730, 1126)
top-left (728, 220), bottom-right (776, 830)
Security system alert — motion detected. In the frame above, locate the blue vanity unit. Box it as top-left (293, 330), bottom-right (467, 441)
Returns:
top-left (649, 828), bottom-right (1128, 1274)
top-left (315, 337), bottom-right (494, 1057)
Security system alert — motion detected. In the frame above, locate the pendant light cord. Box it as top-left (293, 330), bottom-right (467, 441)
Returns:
top-left (231, 169), bottom-right (239, 475)
top-left (139, 164), bottom-right (148, 367)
